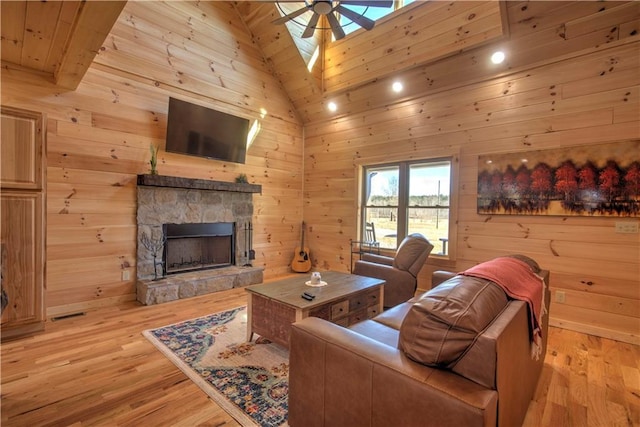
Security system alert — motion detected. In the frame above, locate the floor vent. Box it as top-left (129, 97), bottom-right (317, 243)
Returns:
top-left (51, 312), bottom-right (86, 321)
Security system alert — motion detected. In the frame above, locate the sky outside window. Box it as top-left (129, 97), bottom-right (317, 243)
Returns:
top-left (339, 0), bottom-right (415, 36)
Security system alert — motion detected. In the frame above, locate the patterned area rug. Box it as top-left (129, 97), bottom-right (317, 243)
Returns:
top-left (143, 306), bottom-right (289, 427)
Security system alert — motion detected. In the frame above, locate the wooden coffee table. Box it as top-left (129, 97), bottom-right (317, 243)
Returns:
top-left (245, 271), bottom-right (384, 348)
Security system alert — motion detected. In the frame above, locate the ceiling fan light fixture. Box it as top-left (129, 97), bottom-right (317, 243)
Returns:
top-left (313, 1), bottom-right (333, 15)
top-left (273, 0), bottom-right (394, 40)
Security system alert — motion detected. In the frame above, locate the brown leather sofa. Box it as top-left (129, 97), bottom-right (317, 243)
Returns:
top-left (289, 257), bottom-right (550, 427)
top-left (352, 233), bottom-right (434, 308)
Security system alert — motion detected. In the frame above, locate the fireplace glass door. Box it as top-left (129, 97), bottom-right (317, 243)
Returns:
top-left (163, 222), bottom-right (234, 275)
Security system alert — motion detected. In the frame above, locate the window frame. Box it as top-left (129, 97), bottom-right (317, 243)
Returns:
top-left (358, 156), bottom-right (457, 260)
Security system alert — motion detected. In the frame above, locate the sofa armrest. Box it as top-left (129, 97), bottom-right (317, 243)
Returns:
top-left (360, 252), bottom-right (394, 265)
top-left (452, 270), bottom-right (551, 427)
top-left (432, 270), bottom-right (457, 287)
top-left (289, 317), bottom-right (497, 427)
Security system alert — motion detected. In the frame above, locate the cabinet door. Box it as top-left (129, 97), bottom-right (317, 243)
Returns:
top-left (1, 192), bottom-right (45, 335)
top-left (1, 106), bottom-right (45, 190)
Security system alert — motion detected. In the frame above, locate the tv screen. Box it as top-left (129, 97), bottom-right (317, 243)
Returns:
top-left (165, 97), bottom-right (250, 164)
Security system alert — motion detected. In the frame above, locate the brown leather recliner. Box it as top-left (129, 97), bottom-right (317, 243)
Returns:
top-left (353, 233), bottom-right (433, 308)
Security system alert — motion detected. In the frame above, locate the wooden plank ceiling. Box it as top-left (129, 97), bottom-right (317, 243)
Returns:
top-left (239, 1), bottom-right (507, 123)
top-left (1, 1), bottom-right (507, 119)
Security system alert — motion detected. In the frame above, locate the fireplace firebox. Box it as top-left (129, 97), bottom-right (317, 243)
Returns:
top-left (162, 222), bottom-right (235, 276)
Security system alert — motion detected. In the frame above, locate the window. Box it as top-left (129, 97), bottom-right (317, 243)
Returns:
top-left (361, 159), bottom-right (451, 255)
top-left (339, 0), bottom-right (417, 36)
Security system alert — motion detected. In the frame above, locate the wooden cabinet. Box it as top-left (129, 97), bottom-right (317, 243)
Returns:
top-left (1, 106), bottom-right (46, 340)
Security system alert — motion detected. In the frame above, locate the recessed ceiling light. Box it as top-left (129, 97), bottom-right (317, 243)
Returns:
top-left (392, 81), bottom-right (403, 93)
top-left (327, 101), bottom-right (337, 112)
top-left (491, 51), bottom-right (505, 64)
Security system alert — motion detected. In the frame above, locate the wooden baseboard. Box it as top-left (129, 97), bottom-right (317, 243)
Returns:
top-left (549, 316), bottom-right (639, 346)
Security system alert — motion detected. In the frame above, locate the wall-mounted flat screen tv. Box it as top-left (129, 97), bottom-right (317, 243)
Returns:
top-left (165, 97), bottom-right (250, 164)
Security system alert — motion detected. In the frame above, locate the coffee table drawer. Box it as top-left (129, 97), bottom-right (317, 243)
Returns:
top-left (366, 289), bottom-right (380, 307)
top-left (349, 293), bottom-right (368, 312)
top-left (334, 317), bottom-right (350, 327)
top-left (350, 289), bottom-right (380, 312)
top-left (367, 304), bottom-right (381, 318)
top-left (331, 300), bottom-right (349, 320)
top-left (349, 308), bottom-right (369, 324)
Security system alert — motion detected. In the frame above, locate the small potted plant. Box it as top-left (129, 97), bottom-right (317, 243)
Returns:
top-left (235, 173), bottom-right (248, 183)
top-left (149, 143), bottom-right (159, 175)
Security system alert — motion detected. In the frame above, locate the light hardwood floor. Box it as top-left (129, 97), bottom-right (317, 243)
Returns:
top-left (2, 287), bottom-right (639, 426)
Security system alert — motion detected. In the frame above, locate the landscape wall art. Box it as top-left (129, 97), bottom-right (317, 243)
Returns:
top-left (477, 140), bottom-right (640, 217)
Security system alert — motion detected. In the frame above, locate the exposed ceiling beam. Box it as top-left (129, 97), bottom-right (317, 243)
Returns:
top-left (54, 1), bottom-right (127, 90)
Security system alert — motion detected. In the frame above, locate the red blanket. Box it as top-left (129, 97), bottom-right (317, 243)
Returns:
top-left (460, 257), bottom-right (546, 359)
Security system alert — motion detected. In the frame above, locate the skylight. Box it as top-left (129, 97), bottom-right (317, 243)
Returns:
top-left (339, 0), bottom-right (416, 36)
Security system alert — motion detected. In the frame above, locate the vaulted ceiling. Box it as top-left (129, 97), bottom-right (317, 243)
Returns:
top-left (2, 1), bottom-right (637, 124)
top-left (238, 1), bottom-right (507, 123)
top-left (0, 1), bottom-right (507, 121)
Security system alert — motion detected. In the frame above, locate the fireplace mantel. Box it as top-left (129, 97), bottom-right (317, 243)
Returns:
top-left (137, 174), bottom-right (261, 194)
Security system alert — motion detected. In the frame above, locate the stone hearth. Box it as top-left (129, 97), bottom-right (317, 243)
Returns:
top-left (137, 265), bottom-right (263, 305)
top-left (136, 174), bottom-right (263, 305)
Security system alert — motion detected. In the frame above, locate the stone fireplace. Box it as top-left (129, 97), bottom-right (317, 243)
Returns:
top-left (136, 174), bottom-right (263, 305)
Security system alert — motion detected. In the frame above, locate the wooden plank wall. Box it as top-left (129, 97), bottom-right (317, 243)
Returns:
top-left (323, 1), bottom-right (504, 92)
top-left (303, 3), bottom-right (640, 344)
top-left (301, 1), bottom-right (640, 122)
top-left (1, 1), bottom-right (304, 316)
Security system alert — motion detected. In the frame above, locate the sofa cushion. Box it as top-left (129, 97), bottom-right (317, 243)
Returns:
top-left (372, 302), bottom-right (413, 331)
top-left (349, 319), bottom-right (400, 348)
top-left (398, 275), bottom-right (508, 367)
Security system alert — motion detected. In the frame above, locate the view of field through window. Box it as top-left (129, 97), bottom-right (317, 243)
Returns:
top-left (363, 161), bottom-right (451, 254)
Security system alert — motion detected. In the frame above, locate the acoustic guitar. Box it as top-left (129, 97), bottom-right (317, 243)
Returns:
top-left (291, 222), bottom-right (311, 273)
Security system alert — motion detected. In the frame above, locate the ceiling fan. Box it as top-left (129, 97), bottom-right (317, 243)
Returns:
top-left (272, 1), bottom-right (394, 40)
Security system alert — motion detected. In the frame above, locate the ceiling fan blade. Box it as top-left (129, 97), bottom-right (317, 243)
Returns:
top-left (336, 5), bottom-right (375, 30)
top-left (272, 6), bottom-right (309, 25)
top-left (326, 12), bottom-right (346, 40)
top-left (340, 0), bottom-right (394, 8)
top-left (302, 13), bottom-right (320, 38)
